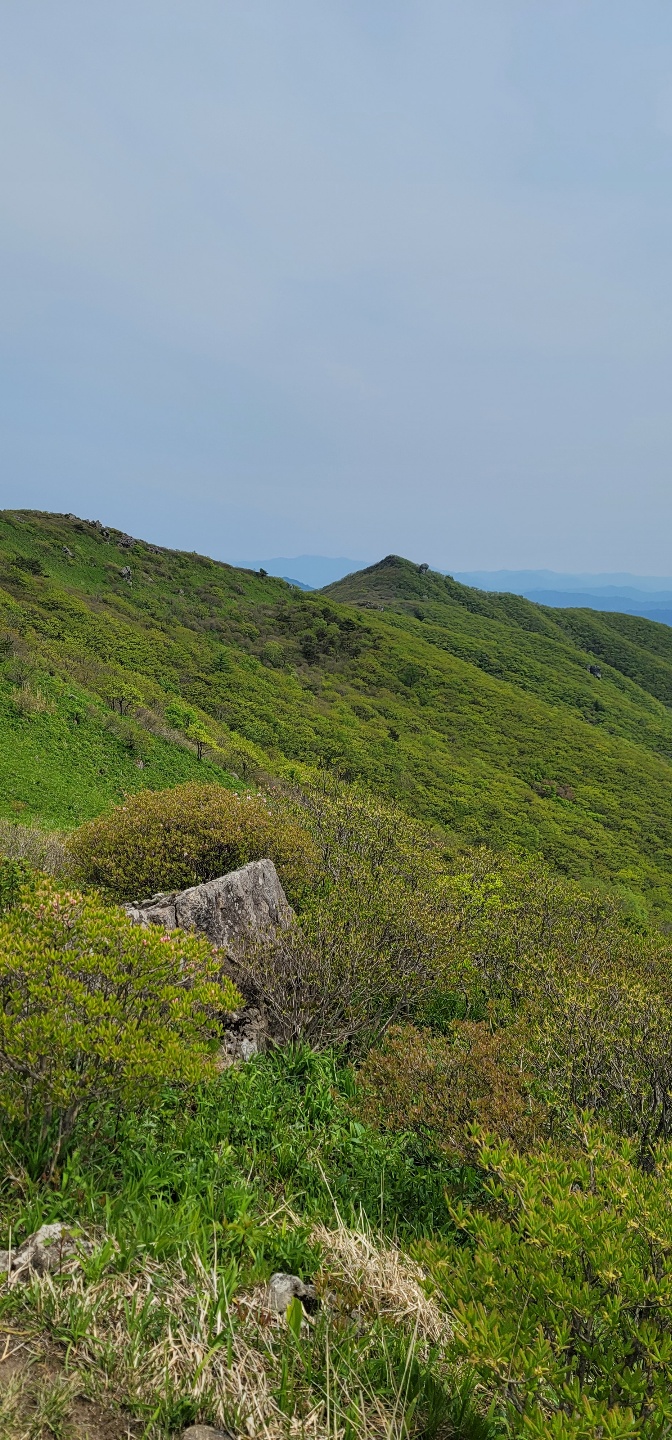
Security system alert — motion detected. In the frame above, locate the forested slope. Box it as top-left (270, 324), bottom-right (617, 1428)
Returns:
top-left (3, 511), bottom-right (672, 916)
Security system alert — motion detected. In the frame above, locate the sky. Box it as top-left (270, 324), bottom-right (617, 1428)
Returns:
top-left (2, 2), bottom-right (672, 572)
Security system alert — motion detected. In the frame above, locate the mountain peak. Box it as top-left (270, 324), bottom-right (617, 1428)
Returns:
top-left (320, 554), bottom-right (448, 605)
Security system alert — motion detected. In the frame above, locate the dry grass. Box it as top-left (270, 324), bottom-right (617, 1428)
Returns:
top-left (24, 1255), bottom-right (321, 1440)
top-left (11, 684), bottom-right (56, 718)
top-left (312, 1218), bottom-right (451, 1348)
top-left (0, 1366), bottom-right (78, 1439)
top-left (0, 1349), bottom-right (130, 1440)
top-left (6, 1223), bottom-right (454, 1440)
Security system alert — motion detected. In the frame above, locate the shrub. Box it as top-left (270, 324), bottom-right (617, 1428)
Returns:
top-left (281, 777), bottom-right (446, 893)
top-left (433, 850), bottom-right (672, 1155)
top-left (419, 1124), bottom-right (672, 1435)
top-left (0, 877), bottom-right (241, 1171)
top-left (238, 862), bottom-right (450, 1049)
top-left (225, 781), bottom-right (457, 1049)
top-left (0, 856), bottom-right (31, 915)
top-left (530, 968), bottom-right (672, 1162)
top-left (356, 1022), bottom-right (542, 1161)
top-left (68, 783), bottom-right (318, 904)
top-left (0, 818), bottom-right (70, 876)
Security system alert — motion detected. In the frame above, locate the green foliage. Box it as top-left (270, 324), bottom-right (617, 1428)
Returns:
top-left (0, 855), bottom-right (32, 914)
top-left (6, 512), bottom-right (672, 915)
top-left (435, 850), bottom-right (672, 1154)
top-left (418, 1125), bottom-right (672, 1436)
top-left (68, 781), bottom-right (318, 904)
top-left (0, 877), bottom-right (241, 1170)
top-left (0, 1047), bottom-right (466, 1266)
top-left (234, 782), bottom-right (454, 1047)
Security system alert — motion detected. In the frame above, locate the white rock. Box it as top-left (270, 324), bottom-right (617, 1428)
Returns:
top-left (267, 1271), bottom-right (318, 1314)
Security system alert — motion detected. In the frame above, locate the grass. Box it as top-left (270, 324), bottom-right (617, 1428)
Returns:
top-left (5, 512), bottom-right (672, 916)
top-left (8, 514), bottom-right (672, 1435)
top-left (0, 1049), bottom-right (490, 1440)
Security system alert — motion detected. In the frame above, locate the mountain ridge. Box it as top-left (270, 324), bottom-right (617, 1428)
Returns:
top-left (5, 514), bottom-right (672, 916)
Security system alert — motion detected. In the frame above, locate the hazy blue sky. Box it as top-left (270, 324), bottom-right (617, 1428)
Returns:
top-left (3, 2), bottom-right (672, 571)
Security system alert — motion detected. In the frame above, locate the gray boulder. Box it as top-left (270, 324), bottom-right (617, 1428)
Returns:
top-left (126, 859), bottom-right (293, 954)
top-left (181, 1428), bottom-right (234, 1440)
top-left (126, 860), bottom-right (294, 1061)
top-left (267, 1271), bottom-right (318, 1315)
top-left (0, 1222), bottom-right (92, 1280)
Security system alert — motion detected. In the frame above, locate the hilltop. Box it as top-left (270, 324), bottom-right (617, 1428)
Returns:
top-left (4, 514), bottom-right (672, 916)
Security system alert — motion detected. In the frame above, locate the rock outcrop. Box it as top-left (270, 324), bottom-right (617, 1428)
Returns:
top-left (126, 858), bottom-right (293, 952)
top-left (126, 859), bottom-right (294, 1061)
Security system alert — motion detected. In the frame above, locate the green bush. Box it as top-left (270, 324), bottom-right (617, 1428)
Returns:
top-left (0, 855), bottom-right (32, 915)
top-left (0, 876), bottom-right (241, 1171)
top-left (68, 782), bottom-right (318, 904)
top-left (239, 870), bottom-right (447, 1048)
top-left (235, 784), bottom-right (454, 1048)
top-left (418, 1124), bottom-right (672, 1436)
top-left (433, 850), bottom-right (672, 1155)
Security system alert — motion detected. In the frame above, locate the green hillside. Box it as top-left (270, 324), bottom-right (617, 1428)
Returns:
top-left (3, 512), bottom-right (672, 915)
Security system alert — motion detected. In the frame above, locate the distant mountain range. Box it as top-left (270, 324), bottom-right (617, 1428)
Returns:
top-left (233, 558), bottom-right (672, 624)
top-left (452, 570), bottom-right (672, 593)
top-left (452, 571), bottom-right (672, 626)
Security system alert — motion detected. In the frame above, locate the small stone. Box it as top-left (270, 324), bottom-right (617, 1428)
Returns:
top-left (181, 1427), bottom-right (234, 1440)
top-left (62, 545), bottom-right (74, 558)
top-left (267, 1272), bottom-right (318, 1315)
top-left (120, 565), bottom-right (132, 583)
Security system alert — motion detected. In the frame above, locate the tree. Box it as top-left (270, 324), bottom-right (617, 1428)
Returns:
top-left (165, 698), bottom-right (210, 758)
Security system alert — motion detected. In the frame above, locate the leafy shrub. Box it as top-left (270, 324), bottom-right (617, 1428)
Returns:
top-left (68, 783), bottom-right (318, 904)
top-left (0, 856), bottom-right (31, 915)
top-left (356, 1022), bottom-right (542, 1161)
top-left (419, 1124), bottom-right (672, 1436)
top-left (530, 966), bottom-right (672, 1163)
top-left (237, 787), bottom-right (453, 1047)
top-left (433, 850), bottom-right (672, 1156)
top-left (0, 877), bottom-right (241, 1171)
top-left (283, 777), bottom-right (446, 893)
top-left (239, 872), bottom-right (446, 1048)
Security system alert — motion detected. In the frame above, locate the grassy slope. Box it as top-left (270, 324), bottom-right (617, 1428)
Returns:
top-left (4, 512), bottom-right (672, 914)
